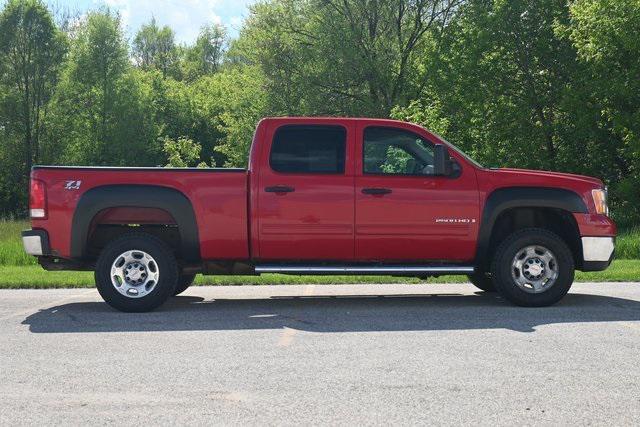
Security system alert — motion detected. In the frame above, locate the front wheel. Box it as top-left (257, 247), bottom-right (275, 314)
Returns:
top-left (491, 228), bottom-right (575, 307)
top-left (95, 233), bottom-right (179, 312)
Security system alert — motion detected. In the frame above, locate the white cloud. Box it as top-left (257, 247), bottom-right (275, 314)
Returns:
top-left (97, 0), bottom-right (255, 43)
top-left (229, 16), bottom-right (244, 32)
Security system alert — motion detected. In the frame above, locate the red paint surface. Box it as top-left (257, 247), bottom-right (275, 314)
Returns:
top-left (573, 214), bottom-right (617, 237)
top-left (31, 169), bottom-right (249, 260)
top-left (32, 117), bottom-right (616, 263)
top-left (255, 119), bottom-right (356, 260)
top-left (352, 120), bottom-right (479, 261)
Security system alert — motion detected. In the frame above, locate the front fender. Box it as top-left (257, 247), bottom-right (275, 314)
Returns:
top-left (475, 187), bottom-right (588, 266)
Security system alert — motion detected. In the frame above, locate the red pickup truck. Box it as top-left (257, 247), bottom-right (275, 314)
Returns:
top-left (22, 117), bottom-right (616, 312)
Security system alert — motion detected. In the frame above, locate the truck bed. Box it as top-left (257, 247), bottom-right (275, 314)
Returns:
top-left (30, 166), bottom-right (250, 260)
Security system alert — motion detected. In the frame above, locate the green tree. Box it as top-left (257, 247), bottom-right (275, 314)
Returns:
top-left (204, 65), bottom-right (269, 167)
top-left (0, 0), bottom-right (66, 206)
top-left (144, 69), bottom-right (224, 166)
top-left (47, 10), bottom-right (159, 166)
top-left (132, 17), bottom-right (159, 69)
top-left (234, 0), bottom-right (459, 116)
top-left (72, 9), bottom-right (128, 149)
top-left (391, 100), bottom-right (450, 137)
top-left (133, 18), bottom-right (178, 79)
top-left (161, 135), bottom-right (209, 167)
top-left (410, 0), bottom-right (587, 168)
top-left (565, 0), bottom-right (640, 226)
top-left (182, 23), bottom-right (227, 81)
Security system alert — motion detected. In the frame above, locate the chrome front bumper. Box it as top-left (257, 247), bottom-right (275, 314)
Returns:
top-left (582, 237), bottom-right (615, 262)
top-left (581, 236), bottom-right (614, 272)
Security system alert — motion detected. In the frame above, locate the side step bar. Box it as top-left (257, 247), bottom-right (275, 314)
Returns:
top-left (254, 265), bottom-right (474, 275)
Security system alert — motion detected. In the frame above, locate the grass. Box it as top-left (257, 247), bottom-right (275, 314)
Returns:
top-left (0, 260), bottom-right (637, 289)
top-left (618, 227), bottom-right (640, 259)
top-left (0, 219), bottom-right (638, 288)
top-left (0, 220), bottom-right (37, 266)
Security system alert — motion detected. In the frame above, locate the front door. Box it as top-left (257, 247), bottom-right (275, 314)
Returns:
top-left (257, 122), bottom-right (355, 261)
top-left (355, 124), bottom-right (479, 262)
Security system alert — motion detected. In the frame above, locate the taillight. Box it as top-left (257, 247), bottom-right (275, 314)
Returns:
top-left (29, 179), bottom-right (47, 219)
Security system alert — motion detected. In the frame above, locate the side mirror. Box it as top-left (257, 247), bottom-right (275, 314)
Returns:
top-left (433, 144), bottom-right (452, 176)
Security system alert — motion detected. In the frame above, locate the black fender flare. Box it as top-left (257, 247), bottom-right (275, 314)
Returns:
top-left (475, 187), bottom-right (588, 266)
top-left (71, 185), bottom-right (200, 261)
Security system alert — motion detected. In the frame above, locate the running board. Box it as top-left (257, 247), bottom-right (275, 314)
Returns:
top-left (254, 265), bottom-right (474, 275)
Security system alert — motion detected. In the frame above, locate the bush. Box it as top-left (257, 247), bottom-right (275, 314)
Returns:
top-left (0, 220), bottom-right (37, 266)
top-left (617, 228), bottom-right (640, 259)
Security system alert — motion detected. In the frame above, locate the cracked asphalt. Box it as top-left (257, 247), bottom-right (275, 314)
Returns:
top-left (1, 282), bottom-right (640, 425)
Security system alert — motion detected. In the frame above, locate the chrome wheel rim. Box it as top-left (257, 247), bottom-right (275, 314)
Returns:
top-left (110, 250), bottom-right (160, 298)
top-left (511, 245), bottom-right (558, 294)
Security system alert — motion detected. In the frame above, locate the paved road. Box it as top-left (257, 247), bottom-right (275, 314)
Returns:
top-left (1, 283), bottom-right (640, 425)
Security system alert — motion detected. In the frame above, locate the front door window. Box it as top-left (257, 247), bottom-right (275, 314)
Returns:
top-left (363, 127), bottom-right (435, 176)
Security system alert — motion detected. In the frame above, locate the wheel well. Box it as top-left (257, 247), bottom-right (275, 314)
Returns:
top-left (85, 207), bottom-right (182, 260)
top-left (71, 185), bottom-right (200, 262)
top-left (485, 207), bottom-right (582, 270)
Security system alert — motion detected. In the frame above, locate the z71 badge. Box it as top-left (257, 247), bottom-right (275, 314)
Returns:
top-left (64, 180), bottom-right (82, 190)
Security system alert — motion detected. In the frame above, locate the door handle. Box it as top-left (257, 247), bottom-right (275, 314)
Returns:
top-left (362, 188), bottom-right (392, 195)
top-left (265, 185), bottom-right (295, 193)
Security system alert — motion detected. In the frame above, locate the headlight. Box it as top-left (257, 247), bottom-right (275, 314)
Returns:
top-left (592, 188), bottom-right (608, 216)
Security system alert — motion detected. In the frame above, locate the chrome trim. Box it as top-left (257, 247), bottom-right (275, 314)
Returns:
top-left (22, 235), bottom-right (43, 256)
top-left (110, 250), bottom-right (160, 299)
top-left (255, 265), bottom-right (474, 274)
top-left (582, 237), bottom-right (615, 262)
top-left (510, 245), bottom-right (558, 294)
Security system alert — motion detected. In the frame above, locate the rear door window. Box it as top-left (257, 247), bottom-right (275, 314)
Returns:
top-left (270, 125), bottom-right (346, 174)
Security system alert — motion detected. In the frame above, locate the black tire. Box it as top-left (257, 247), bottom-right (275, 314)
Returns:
top-left (491, 228), bottom-right (575, 307)
top-left (95, 233), bottom-right (179, 312)
top-left (467, 272), bottom-right (496, 292)
top-left (174, 274), bottom-right (197, 296)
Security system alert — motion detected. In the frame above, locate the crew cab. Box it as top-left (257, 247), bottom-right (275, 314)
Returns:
top-left (22, 117), bottom-right (616, 312)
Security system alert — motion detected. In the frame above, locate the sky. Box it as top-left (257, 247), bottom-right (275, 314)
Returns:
top-left (4, 0), bottom-right (259, 43)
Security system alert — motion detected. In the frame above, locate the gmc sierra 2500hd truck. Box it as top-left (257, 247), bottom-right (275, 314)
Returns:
top-left (22, 117), bottom-right (616, 312)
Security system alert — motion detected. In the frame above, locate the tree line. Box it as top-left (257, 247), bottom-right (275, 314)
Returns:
top-left (0, 0), bottom-right (638, 227)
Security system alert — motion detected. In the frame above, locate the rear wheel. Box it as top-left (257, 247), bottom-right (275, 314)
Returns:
top-left (95, 233), bottom-right (179, 312)
top-left (174, 274), bottom-right (196, 296)
top-left (467, 272), bottom-right (496, 292)
top-left (491, 228), bottom-right (574, 307)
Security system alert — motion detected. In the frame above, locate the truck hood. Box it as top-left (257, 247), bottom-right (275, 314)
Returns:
top-left (491, 168), bottom-right (604, 188)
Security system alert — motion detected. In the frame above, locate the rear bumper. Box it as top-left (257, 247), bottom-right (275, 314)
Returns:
top-left (581, 236), bottom-right (615, 271)
top-left (22, 229), bottom-right (51, 256)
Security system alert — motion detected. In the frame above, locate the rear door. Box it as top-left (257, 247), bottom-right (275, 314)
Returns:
top-left (354, 123), bottom-right (480, 262)
top-left (257, 121), bottom-right (355, 261)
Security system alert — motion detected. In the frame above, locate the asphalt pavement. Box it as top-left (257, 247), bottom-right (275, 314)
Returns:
top-left (1, 282), bottom-right (640, 425)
